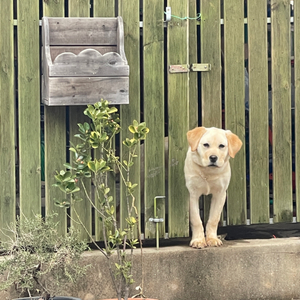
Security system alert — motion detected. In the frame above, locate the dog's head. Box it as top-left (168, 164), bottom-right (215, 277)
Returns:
top-left (187, 127), bottom-right (242, 168)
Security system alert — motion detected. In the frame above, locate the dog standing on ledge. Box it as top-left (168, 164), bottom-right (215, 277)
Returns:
top-left (184, 127), bottom-right (242, 248)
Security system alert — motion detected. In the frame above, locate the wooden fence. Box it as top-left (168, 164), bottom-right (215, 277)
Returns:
top-left (0, 0), bottom-right (298, 242)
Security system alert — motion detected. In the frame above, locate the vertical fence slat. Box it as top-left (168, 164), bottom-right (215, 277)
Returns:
top-left (224, 0), bottom-right (247, 225)
top-left (43, 0), bottom-right (67, 235)
top-left (92, 0), bottom-right (116, 242)
top-left (143, 0), bottom-right (165, 239)
top-left (189, 0), bottom-right (198, 130)
top-left (295, 0), bottom-right (300, 221)
top-left (248, 0), bottom-right (269, 224)
top-left (167, 0), bottom-right (189, 238)
top-left (93, 0), bottom-right (115, 17)
top-left (118, 0), bottom-right (141, 235)
top-left (68, 0), bottom-right (92, 241)
top-left (68, 0), bottom-right (90, 17)
top-left (200, 0), bottom-right (222, 224)
top-left (0, 0), bottom-right (15, 238)
top-left (200, 0), bottom-right (222, 128)
top-left (17, 0), bottom-right (41, 219)
top-left (271, 0), bottom-right (293, 223)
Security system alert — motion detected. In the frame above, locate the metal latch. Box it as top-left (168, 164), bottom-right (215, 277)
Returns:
top-left (169, 64), bottom-right (189, 73)
top-left (191, 63), bottom-right (211, 72)
top-left (169, 63), bottom-right (211, 73)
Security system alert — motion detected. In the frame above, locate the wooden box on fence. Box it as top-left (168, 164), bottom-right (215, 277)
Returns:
top-left (42, 16), bottom-right (129, 106)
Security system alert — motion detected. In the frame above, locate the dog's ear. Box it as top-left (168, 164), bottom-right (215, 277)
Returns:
top-left (225, 131), bottom-right (243, 158)
top-left (187, 127), bottom-right (207, 151)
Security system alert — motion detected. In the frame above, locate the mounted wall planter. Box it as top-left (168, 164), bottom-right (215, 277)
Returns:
top-left (42, 17), bottom-right (129, 106)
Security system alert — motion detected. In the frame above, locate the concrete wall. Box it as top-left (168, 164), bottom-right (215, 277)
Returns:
top-left (2, 238), bottom-right (300, 300)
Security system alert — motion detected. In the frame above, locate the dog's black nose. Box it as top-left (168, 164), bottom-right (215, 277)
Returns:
top-left (209, 155), bottom-right (218, 163)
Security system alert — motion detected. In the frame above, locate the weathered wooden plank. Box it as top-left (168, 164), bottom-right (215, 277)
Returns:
top-left (0, 0), bottom-right (16, 239)
top-left (247, 0), bottom-right (269, 224)
top-left (49, 50), bottom-right (128, 77)
top-left (43, 0), bottom-right (65, 17)
top-left (68, 0), bottom-right (90, 18)
top-left (167, 0), bottom-right (190, 238)
top-left (18, 0), bottom-right (41, 219)
top-left (43, 0), bottom-right (67, 236)
top-left (295, 0), bottom-right (300, 221)
top-left (69, 0), bottom-right (92, 241)
top-left (92, 0), bottom-right (116, 242)
top-left (50, 46), bottom-right (118, 61)
top-left (45, 77), bottom-right (129, 106)
top-left (200, 0), bottom-right (222, 224)
top-left (271, 0), bottom-right (293, 223)
top-left (48, 17), bottom-right (118, 45)
top-left (200, 0), bottom-right (222, 128)
top-left (93, 0), bottom-right (115, 17)
top-left (143, 0), bottom-right (165, 239)
top-left (44, 107), bottom-right (67, 233)
top-left (118, 0), bottom-right (141, 235)
top-left (224, 0), bottom-right (247, 225)
top-left (189, 0), bottom-right (198, 130)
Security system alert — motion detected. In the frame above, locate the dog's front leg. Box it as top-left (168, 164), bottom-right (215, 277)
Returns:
top-left (205, 191), bottom-right (227, 247)
top-left (189, 192), bottom-right (207, 248)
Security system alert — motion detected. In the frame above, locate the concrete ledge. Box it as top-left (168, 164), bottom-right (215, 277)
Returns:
top-left (2, 238), bottom-right (300, 300)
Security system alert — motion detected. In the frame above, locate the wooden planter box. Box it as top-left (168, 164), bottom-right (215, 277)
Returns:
top-left (42, 17), bottom-right (129, 106)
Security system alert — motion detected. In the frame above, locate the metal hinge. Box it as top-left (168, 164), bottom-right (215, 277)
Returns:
top-left (169, 63), bottom-right (211, 73)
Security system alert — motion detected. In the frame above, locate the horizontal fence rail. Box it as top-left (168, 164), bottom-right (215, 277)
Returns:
top-left (0, 0), bottom-right (298, 243)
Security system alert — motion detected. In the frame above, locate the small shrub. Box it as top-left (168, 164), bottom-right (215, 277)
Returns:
top-left (0, 213), bottom-right (89, 299)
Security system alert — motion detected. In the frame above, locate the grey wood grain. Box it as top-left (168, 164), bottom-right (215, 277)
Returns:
top-left (44, 76), bottom-right (129, 105)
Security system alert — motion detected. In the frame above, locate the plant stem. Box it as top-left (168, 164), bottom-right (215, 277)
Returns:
top-left (71, 207), bottom-right (108, 259)
top-left (80, 178), bottom-right (106, 219)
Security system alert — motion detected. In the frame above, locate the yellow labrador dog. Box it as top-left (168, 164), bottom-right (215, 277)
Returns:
top-left (184, 127), bottom-right (242, 249)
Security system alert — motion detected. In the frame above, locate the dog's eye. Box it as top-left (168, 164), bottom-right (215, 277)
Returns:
top-left (203, 143), bottom-right (209, 148)
top-left (219, 144), bottom-right (225, 149)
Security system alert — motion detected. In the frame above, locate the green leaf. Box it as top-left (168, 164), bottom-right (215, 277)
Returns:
top-left (64, 163), bottom-right (76, 170)
top-left (131, 183), bottom-right (138, 190)
top-left (83, 122), bottom-right (90, 132)
top-left (54, 199), bottom-right (70, 208)
top-left (128, 125), bottom-right (136, 133)
top-left (137, 122), bottom-right (147, 131)
top-left (110, 206), bottom-right (115, 215)
top-left (108, 107), bottom-right (118, 114)
top-left (78, 123), bottom-right (85, 132)
top-left (88, 161), bottom-right (96, 173)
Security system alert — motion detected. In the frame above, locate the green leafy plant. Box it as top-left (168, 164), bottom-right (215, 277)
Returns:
top-left (0, 213), bottom-right (88, 299)
top-left (53, 100), bottom-right (149, 300)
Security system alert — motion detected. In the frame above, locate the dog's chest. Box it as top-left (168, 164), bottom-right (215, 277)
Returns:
top-left (197, 172), bottom-right (229, 196)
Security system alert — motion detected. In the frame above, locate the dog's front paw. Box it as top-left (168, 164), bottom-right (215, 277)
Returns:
top-left (206, 236), bottom-right (223, 247)
top-left (190, 238), bottom-right (207, 249)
